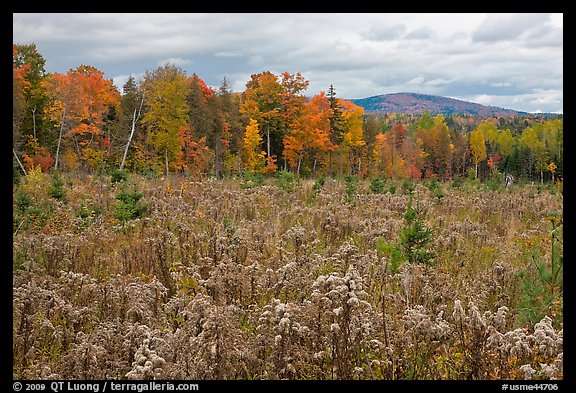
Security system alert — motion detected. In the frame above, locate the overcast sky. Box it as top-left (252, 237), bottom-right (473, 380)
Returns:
top-left (13, 13), bottom-right (563, 113)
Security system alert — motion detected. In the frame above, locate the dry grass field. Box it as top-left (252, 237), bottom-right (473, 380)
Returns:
top-left (13, 172), bottom-right (563, 380)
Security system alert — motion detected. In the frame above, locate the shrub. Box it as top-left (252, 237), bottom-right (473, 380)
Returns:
top-left (344, 175), bottom-right (357, 204)
top-left (313, 176), bottom-right (325, 193)
top-left (401, 178), bottom-right (415, 195)
top-left (110, 168), bottom-right (129, 184)
top-left (114, 187), bottom-right (148, 221)
top-left (275, 170), bottom-right (296, 193)
top-left (376, 238), bottom-right (403, 274)
top-left (370, 178), bottom-right (386, 194)
top-left (424, 177), bottom-right (444, 202)
top-left (75, 205), bottom-right (101, 220)
top-left (484, 171), bottom-right (503, 192)
top-left (451, 176), bottom-right (464, 188)
top-left (423, 177), bottom-right (439, 192)
top-left (15, 189), bottom-right (32, 213)
top-left (21, 165), bottom-right (48, 198)
top-left (13, 164), bottom-right (22, 186)
top-left (307, 175), bottom-right (326, 203)
top-left (48, 172), bottom-right (67, 203)
top-left (240, 172), bottom-right (264, 189)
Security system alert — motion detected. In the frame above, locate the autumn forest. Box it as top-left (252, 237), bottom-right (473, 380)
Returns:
top-left (13, 44), bottom-right (563, 182)
top-left (13, 43), bottom-right (563, 381)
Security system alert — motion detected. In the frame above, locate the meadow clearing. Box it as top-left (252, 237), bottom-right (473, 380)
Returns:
top-left (13, 171), bottom-right (563, 380)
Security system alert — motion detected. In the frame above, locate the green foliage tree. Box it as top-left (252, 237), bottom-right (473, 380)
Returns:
top-left (519, 127), bottom-right (541, 181)
top-left (13, 44), bottom-right (49, 148)
top-left (327, 84), bottom-right (346, 145)
top-left (141, 64), bottom-right (189, 175)
top-left (218, 76), bottom-right (243, 176)
top-left (517, 213), bottom-right (562, 326)
top-left (187, 74), bottom-right (228, 177)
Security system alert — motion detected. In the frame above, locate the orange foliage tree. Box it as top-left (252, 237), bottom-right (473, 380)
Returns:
top-left (417, 115), bottom-right (453, 180)
top-left (241, 71), bottom-right (309, 174)
top-left (179, 128), bottom-right (211, 177)
top-left (240, 72), bottom-right (282, 172)
top-left (44, 65), bottom-right (120, 171)
top-left (283, 92), bottom-right (334, 175)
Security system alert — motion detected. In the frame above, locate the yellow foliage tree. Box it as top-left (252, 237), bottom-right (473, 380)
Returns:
top-left (243, 119), bottom-right (266, 173)
top-left (469, 128), bottom-right (487, 179)
top-left (339, 99), bottom-right (365, 174)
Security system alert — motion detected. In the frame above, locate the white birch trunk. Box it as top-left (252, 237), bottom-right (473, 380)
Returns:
top-left (54, 106), bottom-right (66, 170)
top-left (120, 91), bottom-right (145, 170)
top-left (13, 148), bottom-right (27, 176)
top-left (165, 147), bottom-right (169, 176)
top-left (32, 106), bottom-right (37, 140)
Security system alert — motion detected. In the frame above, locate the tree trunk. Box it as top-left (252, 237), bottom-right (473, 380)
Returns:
top-left (267, 122), bottom-right (271, 162)
top-left (313, 157), bottom-right (317, 175)
top-left (32, 106), bottom-right (37, 140)
top-left (297, 155), bottom-right (302, 175)
top-left (13, 148), bottom-right (27, 176)
top-left (215, 137), bottom-right (222, 179)
top-left (120, 91), bottom-right (145, 170)
top-left (165, 147), bottom-right (169, 176)
top-left (120, 106), bottom-right (139, 170)
top-left (391, 143), bottom-right (394, 177)
top-left (54, 106), bottom-right (66, 170)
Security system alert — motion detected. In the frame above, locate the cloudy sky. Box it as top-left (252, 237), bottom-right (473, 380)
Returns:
top-left (13, 13), bottom-right (563, 113)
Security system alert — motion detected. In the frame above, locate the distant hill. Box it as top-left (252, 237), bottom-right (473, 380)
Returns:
top-left (349, 92), bottom-right (529, 116)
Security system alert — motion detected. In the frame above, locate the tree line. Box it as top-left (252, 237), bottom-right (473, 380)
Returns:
top-left (13, 43), bottom-right (563, 182)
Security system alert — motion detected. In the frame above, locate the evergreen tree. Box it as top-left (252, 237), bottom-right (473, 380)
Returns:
top-left (399, 199), bottom-right (435, 266)
top-left (218, 76), bottom-right (243, 176)
top-left (327, 84), bottom-right (345, 145)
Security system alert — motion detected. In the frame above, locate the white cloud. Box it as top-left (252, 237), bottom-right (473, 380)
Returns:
top-left (472, 13), bottom-right (550, 42)
top-left (490, 82), bottom-right (513, 87)
top-left (158, 57), bottom-right (193, 67)
top-left (13, 13), bottom-right (563, 113)
top-left (462, 90), bottom-right (563, 114)
top-left (405, 27), bottom-right (434, 40)
top-left (215, 51), bottom-right (243, 58)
